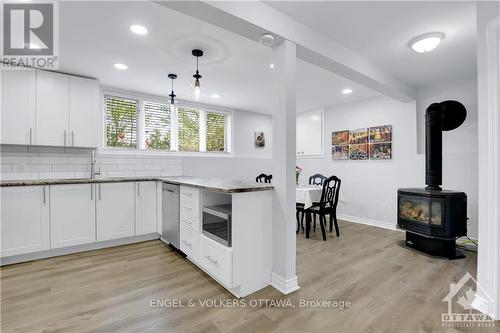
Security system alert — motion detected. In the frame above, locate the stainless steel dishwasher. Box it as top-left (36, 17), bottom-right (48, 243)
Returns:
top-left (162, 183), bottom-right (180, 249)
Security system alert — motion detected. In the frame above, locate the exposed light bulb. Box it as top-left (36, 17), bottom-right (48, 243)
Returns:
top-left (194, 80), bottom-right (201, 101)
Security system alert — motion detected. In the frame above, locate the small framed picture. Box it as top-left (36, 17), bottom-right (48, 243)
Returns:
top-left (369, 142), bottom-right (392, 160)
top-left (332, 145), bottom-right (349, 160)
top-left (255, 131), bottom-right (265, 148)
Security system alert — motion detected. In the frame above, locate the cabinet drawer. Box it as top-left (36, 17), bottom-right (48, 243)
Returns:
top-left (199, 235), bottom-right (233, 287)
top-left (180, 224), bottom-right (199, 260)
top-left (180, 213), bottom-right (200, 232)
top-left (180, 187), bottom-right (200, 213)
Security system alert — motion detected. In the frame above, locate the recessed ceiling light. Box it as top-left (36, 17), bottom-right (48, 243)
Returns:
top-left (211, 94), bottom-right (220, 99)
top-left (130, 24), bottom-right (148, 35)
top-left (269, 63), bottom-right (275, 69)
top-left (409, 32), bottom-right (445, 53)
top-left (342, 88), bottom-right (353, 95)
top-left (113, 63), bottom-right (128, 70)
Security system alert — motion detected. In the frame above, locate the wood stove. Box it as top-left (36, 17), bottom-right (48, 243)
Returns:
top-left (398, 100), bottom-right (468, 259)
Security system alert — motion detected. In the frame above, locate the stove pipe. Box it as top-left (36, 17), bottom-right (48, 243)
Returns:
top-left (425, 100), bottom-right (467, 191)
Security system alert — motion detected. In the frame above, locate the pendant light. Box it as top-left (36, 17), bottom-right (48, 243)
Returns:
top-left (192, 49), bottom-right (203, 101)
top-left (168, 73), bottom-right (177, 112)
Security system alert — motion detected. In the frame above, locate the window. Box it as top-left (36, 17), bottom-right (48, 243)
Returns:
top-left (177, 107), bottom-right (200, 152)
top-left (144, 101), bottom-right (171, 150)
top-left (206, 112), bottom-right (226, 152)
top-left (105, 95), bottom-right (138, 148)
top-left (103, 92), bottom-right (231, 154)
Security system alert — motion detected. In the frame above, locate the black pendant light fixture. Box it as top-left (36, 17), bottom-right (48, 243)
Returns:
top-left (192, 49), bottom-right (203, 101)
top-left (168, 73), bottom-right (177, 111)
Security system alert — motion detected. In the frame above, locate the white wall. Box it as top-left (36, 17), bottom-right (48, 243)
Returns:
top-left (417, 78), bottom-right (479, 238)
top-left (183, 109), bottom-right (273, 181)
top-left (297, 95), bottom-right (423, 230)
top-left (0, 146), bottom-right (182, 180)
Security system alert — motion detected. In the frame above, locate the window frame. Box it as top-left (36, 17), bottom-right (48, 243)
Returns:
top-left (100, 87), bottom-right (234, 156)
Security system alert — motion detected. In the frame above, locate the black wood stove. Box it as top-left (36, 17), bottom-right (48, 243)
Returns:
top-left (398, 100), bottom-right (467, 259)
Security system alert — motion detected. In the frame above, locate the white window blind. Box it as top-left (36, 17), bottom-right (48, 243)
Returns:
top-left (104, 95), bottom-right (138, 148)
top-left (206, 112), bottom-right (226, 152)
top-left (144, 101), bottom-right (171, 150)
top-left (177, 107), bottom-right (200, 152)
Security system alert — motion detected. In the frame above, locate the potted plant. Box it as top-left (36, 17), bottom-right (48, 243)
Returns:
top-left (296, 166), bottom-right (303, 186)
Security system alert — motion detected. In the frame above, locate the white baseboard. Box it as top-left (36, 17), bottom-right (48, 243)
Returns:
top-left (271, 273), bottom-right (300, 295)
top-left (338, 214), bottom-right (398, 231)
top-left (1, 233), bottom-right (160, 266)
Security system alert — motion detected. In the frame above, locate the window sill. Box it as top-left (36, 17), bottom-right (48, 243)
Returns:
top-left (98, 148), bottom-right (234, 158)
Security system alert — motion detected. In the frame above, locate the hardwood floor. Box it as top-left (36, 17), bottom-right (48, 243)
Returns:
top-left (1, 221), bottom-right (485, 333)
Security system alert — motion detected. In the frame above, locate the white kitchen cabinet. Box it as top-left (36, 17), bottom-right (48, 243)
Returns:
top-left (96, 182), bottom-right (135, 241)
top-left (135, 181), bottom-right (157, 235)
top-left (50, 184), bottom-right (96, 249)
top-left (69, 76), bottom-right (99, 147)
top-left (1, 69), bottom-right (36, 145)
top-left (1, 186), bottom-right (49, 257)
top-left (296, 109), bottom-right (323, 157)
top-left (36, 71), bottom-right (69, 146)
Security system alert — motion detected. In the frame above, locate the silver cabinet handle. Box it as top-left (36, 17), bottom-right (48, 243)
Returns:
top-left (98, 184), bottom-right (101, 200)
top-left (91, 184), bottom-right (93, 200)
top-left (64, 130), bottom-right (67, 146)
top-left (205, 255), bottom-right (218, 264)
top-left (137, 183), bottom-right (140, 197)
top-left (43, 186), bottom-right (46, 204)
top-left (72, 131), bottom-right (74, 146)
top-left (29, 128), bottom-right (32, 145)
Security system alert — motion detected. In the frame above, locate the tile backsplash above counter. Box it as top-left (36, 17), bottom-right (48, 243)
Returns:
top-left (0, 146), bottom-right (182, 181)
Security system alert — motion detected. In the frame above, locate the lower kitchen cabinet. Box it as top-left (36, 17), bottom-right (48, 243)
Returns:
top-left (96, 182), bottom-right (135, 241)
top-left (50, 184), bottom-right (96, 249)
top-left (135, 182), bottom-right (157, 235)
top-left (1, 186), bottom-right (49, 257)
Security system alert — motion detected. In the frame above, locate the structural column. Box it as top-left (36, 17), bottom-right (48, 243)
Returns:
top-left (271, 39), bottom-right (299, 294)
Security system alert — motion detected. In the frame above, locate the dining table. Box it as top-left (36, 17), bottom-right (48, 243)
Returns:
top-left (296, 185), bottom-right (323, 238)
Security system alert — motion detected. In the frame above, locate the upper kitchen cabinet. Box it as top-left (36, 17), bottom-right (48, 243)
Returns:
top-left (1, 69), bottom-right (36, 145)
top-left (69, 76), bottom-right (100, 147)
top-left (36, 70), bottom-right (70, 146)
top-left (296, 109), bottom-right (324, 157)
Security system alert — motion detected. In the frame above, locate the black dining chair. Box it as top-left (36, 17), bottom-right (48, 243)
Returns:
top-left (256, 173), bottom-right (272, 183)
top-left (309, 173), bottom-right (327, 186)
top-left (301, 176), bottom-right (341, 241)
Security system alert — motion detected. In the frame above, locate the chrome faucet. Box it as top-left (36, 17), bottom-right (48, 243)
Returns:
top-left (90, 151), bottom-right (101, 179)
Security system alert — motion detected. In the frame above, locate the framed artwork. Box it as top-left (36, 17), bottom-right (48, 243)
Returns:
top-left (255, 131), bottom-right (265, 148)
top-left (349, 144), bottom-right (369, 160)
top-left (369, 125), bottom-right (392, 143)
top-left (349, 128), bottom-right (368, 144)
top-left (332, 145), bottom-right (349, 160)
top-left (332, 130), bottom-right (349, 145)
top-left (369, 142), bottom-right (392, 160)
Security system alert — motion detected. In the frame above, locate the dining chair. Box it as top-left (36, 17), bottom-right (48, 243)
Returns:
top-left (304, 175), bottom-right (341, 240)
top-left (256, 173), bottom-right (272, 183)
top-left (309, 173), bottom-right (327, 186)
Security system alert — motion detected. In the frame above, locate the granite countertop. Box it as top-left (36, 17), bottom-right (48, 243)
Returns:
top-left (1, 176), bottom-right (273, 193)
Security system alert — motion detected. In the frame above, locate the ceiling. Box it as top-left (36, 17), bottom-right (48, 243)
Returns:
top-left (59, 1), bottom-right (378, 115)
top-left (266, 1), bottom-right (477, 88)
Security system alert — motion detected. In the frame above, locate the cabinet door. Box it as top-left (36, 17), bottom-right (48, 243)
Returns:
top-left (69, 76), bottom-right (99, 147)
top-left (1, 186), bottom-right (49, 257)
top-left (1, 69), bottom-right (36, 144)
top-left (296, 109), bottom-right (323, 157)
top-left (135, 182), bottom-right (157, 235)
top-left (35, 71), bottom-right (69, 146)
top-left (50, 184), bottom-right (96, 249)
top-left (96, 182), bottom-right (135, 241)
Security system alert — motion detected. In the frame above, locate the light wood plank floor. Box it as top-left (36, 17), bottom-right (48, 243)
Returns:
top-left (1, 221), bottom-right (487, 333)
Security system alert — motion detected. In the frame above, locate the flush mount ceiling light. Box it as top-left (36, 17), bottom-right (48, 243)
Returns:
top-left (342, 88), bottom-right (353, 95)
top-left (409, 32), bottom-right (445, 53)
top-left (259, 33), bottom-right (275, 48)
top-left (168, 73), bottom-right (177, 111)
top-left (192, 49), bottom-right (203, 101)
top-left (269, 63), bottom-right (275, 69)
top-left (113, 63), bottom-right (128, 70)
top-left (130, 24), bottom-right (148, 35)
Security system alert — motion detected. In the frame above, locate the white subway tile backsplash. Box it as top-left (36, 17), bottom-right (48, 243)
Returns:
top-left (0, 148), bottom-right (183, 181)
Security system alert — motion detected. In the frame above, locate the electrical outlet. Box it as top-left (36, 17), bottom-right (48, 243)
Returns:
top-left (467, 217), bottom-right (471, 226)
